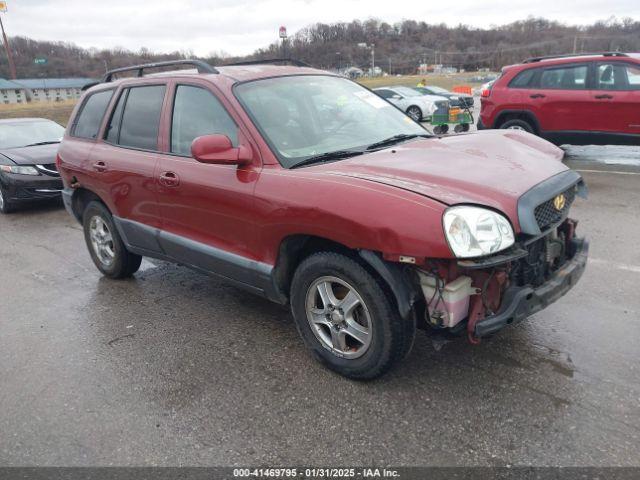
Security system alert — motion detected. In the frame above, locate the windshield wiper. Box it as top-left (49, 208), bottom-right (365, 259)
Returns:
top-left (290, 150), bottom-right (364, 169)
top-left (23, 141), bottom-right (60, 147)
top-left (365, 133), bottom-right (430, 151)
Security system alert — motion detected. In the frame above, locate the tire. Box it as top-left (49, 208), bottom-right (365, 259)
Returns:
top-left (406, 106), bottom-right (422, 122)
top-left (0, 187), bottom-right (15, 214)
top-left (290, 252), bottom-right (415, 380)
top-left (82, 201), bottom-right (142, 278)
top-left (500, 118), bottom-right (534, 134)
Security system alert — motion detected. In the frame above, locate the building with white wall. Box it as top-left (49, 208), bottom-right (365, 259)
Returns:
top-left (0, 78), bottom-right (27, 104)
top-left (13, 78), bottom-right (95, 102)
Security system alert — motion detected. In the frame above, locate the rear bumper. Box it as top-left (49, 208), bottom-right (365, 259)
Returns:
top-left (0, 172), bottom-right (63, 203)
top-left (474, 237), bottom-right (589, 337)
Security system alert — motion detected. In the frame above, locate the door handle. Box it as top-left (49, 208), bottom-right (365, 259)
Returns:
top-left (529, 93), bottom-right (546, 99)
top-left (92, 161), bottom-right (107, 172)
top-left (159, 171), bottom-right (180, 187)
top-left (595, 94), bottom-right (614, 99)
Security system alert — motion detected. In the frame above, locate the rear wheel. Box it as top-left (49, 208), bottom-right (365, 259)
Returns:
top-left (406, 106), bottom-right (422, 122)
top-left (82, 201), bottom-right (142, 278)
top-left (0, 187), bottom-right (15, 214)
top-left (290, 252), bottom-right (415, 380)
top-left (500, 118), bottom-right (534, 133)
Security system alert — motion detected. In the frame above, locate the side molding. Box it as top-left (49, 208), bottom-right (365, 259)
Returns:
top-left (112, 216), bottom-right (282, 302)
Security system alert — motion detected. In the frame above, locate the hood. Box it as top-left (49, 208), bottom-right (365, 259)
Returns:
top-left (0, 143), bottom-right (60, 166)
top-left (319, 130), bottom-right (567, 231)
top-left (419, 94), bottom-right (448, 104)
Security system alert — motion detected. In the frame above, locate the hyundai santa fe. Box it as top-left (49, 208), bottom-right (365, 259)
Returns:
top-left (57, 59), bottom-right (589, 379)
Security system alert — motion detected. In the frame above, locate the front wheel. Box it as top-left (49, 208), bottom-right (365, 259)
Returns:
top-left (406, 106), bottom-right (422, 122)
top-left (290, 252), bottom-right (415, 380)
top-left (82, 201), bottom-right (142, 278)
top-left (0, 187), bottom-right (15, 214)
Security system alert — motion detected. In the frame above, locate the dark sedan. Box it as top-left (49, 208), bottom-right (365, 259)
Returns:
top-left (0, 118), bottom-right (64, 213)
top-left (414, 86), bottom-right (474, 109)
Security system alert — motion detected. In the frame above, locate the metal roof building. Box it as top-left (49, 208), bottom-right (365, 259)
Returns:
top-left (0, 78), bottom-right (27, 104)
top-left (12, 78), bottom-right (95, 103)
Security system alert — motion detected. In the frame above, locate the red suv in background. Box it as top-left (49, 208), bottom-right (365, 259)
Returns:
top-left (479, 52), bottom-right (640, 145)
top-left (57, 59), bottom-right (588, 379)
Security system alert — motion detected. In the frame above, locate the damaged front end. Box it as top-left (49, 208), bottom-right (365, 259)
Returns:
top-left (415, 218), bottom-right (588, 342)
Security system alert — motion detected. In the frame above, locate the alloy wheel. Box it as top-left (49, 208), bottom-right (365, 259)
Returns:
top-left (89, 216), bottom-right (115, 267)
top-left (407, 107), bottom-right (421, 121)
top-left (305, 276), bottom-right (372, 359)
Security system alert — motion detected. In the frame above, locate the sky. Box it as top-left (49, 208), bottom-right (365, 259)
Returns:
top-left (2, 0), bottom-right (639, 56)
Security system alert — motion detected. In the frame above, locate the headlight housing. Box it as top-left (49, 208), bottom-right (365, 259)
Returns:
top-left (0, 165), bottom-right (40, 176)
top-left (443, 206), bottom-right (515, 258)
top-left (424, 102), bottom-right (437, 115)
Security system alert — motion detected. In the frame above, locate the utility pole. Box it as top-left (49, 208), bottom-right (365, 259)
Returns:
top-left (370, 43), bottom-right (375, 75)
top-left (0, 8), bottom-right (17, 79)
top-left (573, 35), bottom-right (578, 53)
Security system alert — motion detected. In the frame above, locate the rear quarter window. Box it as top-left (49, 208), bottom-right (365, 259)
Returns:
top-left (508, 68), bottom-right (538, 88)
top-left (72, 89), bottom-right (114, 139)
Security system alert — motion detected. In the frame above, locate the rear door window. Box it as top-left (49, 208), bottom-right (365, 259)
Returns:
top-left (375, 89), bottom-right (395, 99)
top-left (540, 65), bottom-right (588, 90)
top-left (72, 89), bottom-right (114, 139)
top-left (112, 85), bottom-right (166, 150)
top-left (170, 85), bottom-right (238, 156)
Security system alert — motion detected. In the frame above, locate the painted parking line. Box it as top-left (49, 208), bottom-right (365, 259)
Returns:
top-left (589, 257), bottom-right (640, 273)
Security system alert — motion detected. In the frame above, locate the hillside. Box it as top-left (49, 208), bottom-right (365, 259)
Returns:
top-left (1, 17), bottom-right (639, 78)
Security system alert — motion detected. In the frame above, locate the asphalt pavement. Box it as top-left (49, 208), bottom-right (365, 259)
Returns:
top-left (1, 146), bottom-right (639, 467)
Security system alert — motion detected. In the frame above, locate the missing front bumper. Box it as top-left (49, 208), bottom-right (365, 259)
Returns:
top-left (474, 237), bottom-right (589, 337)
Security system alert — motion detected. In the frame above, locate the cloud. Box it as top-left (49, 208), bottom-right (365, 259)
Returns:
top-left (3, 0), bottom-right (639, 56)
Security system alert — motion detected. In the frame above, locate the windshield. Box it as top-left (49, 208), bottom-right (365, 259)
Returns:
top-left (427, 86), bottom-right (449, 94)
top-left (394, 86), bottom-right (423, 97)
top-left (0, 120), bottom-right (65, 149)
top-left (235, 75), bottom-right (427, 168)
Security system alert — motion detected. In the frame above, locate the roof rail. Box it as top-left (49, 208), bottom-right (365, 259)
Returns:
top-left (81, 81), bottom-right (100, 91)
top-left (522, 52), bottom-right (628, 63)
top-left (101, 59), bottom-right (218, 82)
top-left (224, 58), bottom-right (311, 68)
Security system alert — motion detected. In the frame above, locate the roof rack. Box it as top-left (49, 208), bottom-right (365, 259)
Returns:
top-left (224, 58), bottom-right (311, 67)
top-left (523, 52), bottom-right (628, 63)
top-left (101, 59), bottom-right (218, 83)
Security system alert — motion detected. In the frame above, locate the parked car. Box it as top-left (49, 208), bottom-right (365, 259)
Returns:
top-left (373, 86), bottom-right (449, 122)
top-left (413, 85), bottom-right (474, 109)
top-left (479, 52), bottom-right (640, 145)
top-left (58, 60), bottom-right (588, 379)
top-left (0, 118), bottom-right (65, 213)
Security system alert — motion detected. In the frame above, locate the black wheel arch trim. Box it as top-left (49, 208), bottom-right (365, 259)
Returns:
top-left (494, 109), bottom-right (541, 133)
top-left (358, 249), bottom-right (421, 320)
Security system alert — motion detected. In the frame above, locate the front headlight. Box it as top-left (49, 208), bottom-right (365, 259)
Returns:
top-left (443, 206), bottom-right (515, 258)
top-left (0, 165), bottom-right (40, 175)
top-left (424, 103), bottom-right (437, 115)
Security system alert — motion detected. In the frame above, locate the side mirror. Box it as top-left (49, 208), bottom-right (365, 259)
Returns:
top-left (191, 134), bottom-right (252, 166)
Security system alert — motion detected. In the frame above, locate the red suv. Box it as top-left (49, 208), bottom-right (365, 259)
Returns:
top-left (58, 59), bottom-right (589, 379)
top-left (479, 52), bottom-right (640, 145)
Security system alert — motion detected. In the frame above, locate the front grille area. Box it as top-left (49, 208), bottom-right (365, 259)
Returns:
top-left (534, 187), bottom-right (576, 231)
